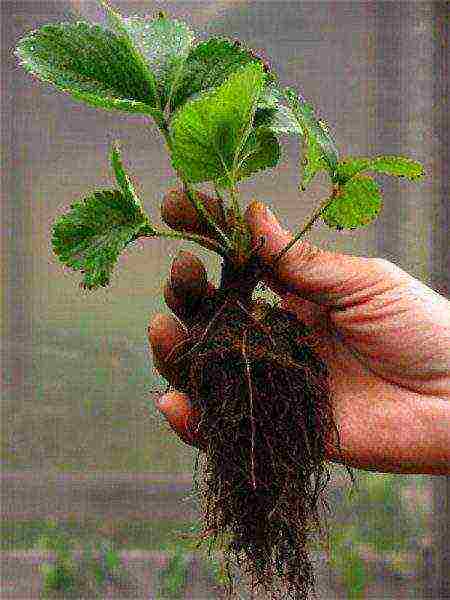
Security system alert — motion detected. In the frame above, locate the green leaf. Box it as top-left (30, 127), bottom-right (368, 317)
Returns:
top-left (108, 141), bottom-right (146, 216)
top-left (283, 87), bottom-right (339, 189)
top-left (254, 104), bottom-right (303, 136)
top-left (100, 1), bottom-right (195, 113)
top-left (41, 562), bottom-right (77, 593)
top-left (167, 37), bottom-right (273, 116)
top-left (124, 16), bottom-right (195, 113)
top-left (51, 143), bottom-right (157, 290)
top-left (253, 83), bottom-right (303, 136)
top-left (109, 141), bottom-right (159, 236)
top-left (158, 546), bottom-right (189, 597)
top-left (110, 142), bottom-right (132, 198)
top-left (15, 21), bottom-right (163, 118)
top-left (52, 189), bottom-right (148, 290)
top-left (216, 127), bottom-right (280, 187)
top-left (104, 546), bottom-right (121, 572)
top-left (322, 175), bottom-right (382, 230)
top-left (336, 155), bottom-right (426, 184)
top-left (256, 81), bottom-right (285, 109)
top-left (299, 133), bottom-right (329, 191)
top-left (169, 62), bottom-right (267, 186)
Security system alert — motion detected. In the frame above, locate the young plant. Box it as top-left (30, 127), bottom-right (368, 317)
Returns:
top-left (156, 542), bottom-right (190, 599)
top-left (15, 3), bottom-right (425, 599)
top-left (37, 525), bottom-right (77, 597)
top-left (36, 525), bottom-right (136, 598)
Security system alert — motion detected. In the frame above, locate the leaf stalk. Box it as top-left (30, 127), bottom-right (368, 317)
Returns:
top-left (274, 185), bottom-right (340, 265)
top-left (228, 184), bottom-right (251, 267)
top-left (156, 118), bottom-right (234, 253)
top-left (142, 228), bottom-right (229, 258)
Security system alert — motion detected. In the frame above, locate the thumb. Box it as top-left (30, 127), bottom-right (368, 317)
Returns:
top-left (245, 200), bottom-right (384, 310)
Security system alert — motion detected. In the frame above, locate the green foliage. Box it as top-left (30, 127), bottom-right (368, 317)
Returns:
top-left (52, 189), bottom-right (146, 290)
top-left (283, 87), bottom-right (340, 189)
top-left (14, 6), bottom-right (431, 596)
top-left (253, 82), bottom-right (303, 135)
top-left (350, 472), bottom-right (414, 553)
top-left (170, 62), bottom-right (276, 186)
top-left (102, 541), bottom-right (121, 572)
top-left (324, 472), bottom-right (428, 596)
top-left (327, 525), bottom-right (372, 599)
top-left (14, 21), bottom-right (162, 118)
top-left (15, 0), bottom-right (281, 130)
top-left (168, 37), bottom-right (273, 115)
top-left (36, 526), bottom-right (135, 598)
top-left (162, 520), bottom-right (236, 594)
top-left (37, 528), bottom-right (78, 597)
top-left (205, 554), bottom-right (234, 589)
top-left (15, 2), bottom-right (427, 288)
top-left (322, 175), bottom-right (382, 230)
top-left (100, 0), bottom-right (195, 115)
top-left (101, 1), bottom-right (282, 120)
top-left (255, 104), bottom-right (304, 137)
top-left (255, 82), bottom-right (324, 139)
top-left (157, 544), bottom-right (190, 598)
top-left (109, 141), bottom-right (157, 233)
top-left (90, 539), bottom-right (126, 588)
top-left (52, 144), bottom-right (152, 290)
top-left (38, 521), bottom-right (75, 564)
top-left (217, 127), bottom-right (281, 188)
top-left (40, 562), bottom-right (77, 596)
top-left (340, 547), bottom-right (370, 599)
top-left (109, 141), bottom-right (138, 203)
top-left (322, 155), bottom-right (424, 232)
top-left (337, 155), bottom-right (426, 185)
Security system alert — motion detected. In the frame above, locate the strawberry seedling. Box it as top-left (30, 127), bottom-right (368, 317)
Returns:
top-left (15, 3), bottom-right (425, 598)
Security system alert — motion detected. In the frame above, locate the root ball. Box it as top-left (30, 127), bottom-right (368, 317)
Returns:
top-left (170, 297), bottom-right (351, 600)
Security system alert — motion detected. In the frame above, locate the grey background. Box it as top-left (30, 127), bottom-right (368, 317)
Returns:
top-left (1, 0), bottom-right (449, 597)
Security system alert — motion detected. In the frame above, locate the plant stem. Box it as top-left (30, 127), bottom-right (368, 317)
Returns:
top-left (229, 184), bottom-right (242, 224)
top-left (155, 118), bottom-right (233, 252)
top-left (213, 183), bottom-right (227, 207)
top-left (151, 229), bottom-right (229, 258)
top-left (184, 183), bottom-right (234, 251)
top-left (227, 183), bottom-right (252, 267)
top-left (228, 185), bottom-right (241, 244)
top-left (273, 185), bottom-right (340, 265)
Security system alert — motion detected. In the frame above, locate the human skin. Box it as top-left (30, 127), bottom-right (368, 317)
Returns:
top-left (148, 191), bottom-right (450, 476)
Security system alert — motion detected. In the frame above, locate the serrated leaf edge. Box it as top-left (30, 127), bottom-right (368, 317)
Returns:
top-left (98, 0), bottom-right (161, 110)
top-left (337, 155), bottom-right (426, 184)
top-left (322, 174), bottom-right (382, 231)
top-left (14, 20), bottom-right (165, 118)
top-left (51, 187), bottom-right (148, 290)
top-left (169, 62), bottom-right (267, 185)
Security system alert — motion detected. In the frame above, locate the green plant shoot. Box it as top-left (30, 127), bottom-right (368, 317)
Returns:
top-left (15, 2), bottom-right (426, 599)
top-left (14, 0), bottom-right (424, 288)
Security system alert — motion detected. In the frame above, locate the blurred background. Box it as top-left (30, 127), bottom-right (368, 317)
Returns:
top-left (1, 0), bottom-right (448, 597)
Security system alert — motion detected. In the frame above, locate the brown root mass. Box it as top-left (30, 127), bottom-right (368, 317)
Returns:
top-left (168, 288), bottom-right (354, 600)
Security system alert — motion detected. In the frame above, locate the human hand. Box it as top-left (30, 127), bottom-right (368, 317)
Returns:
top-left (148, 189), bottom-right (450, 476)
